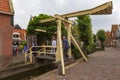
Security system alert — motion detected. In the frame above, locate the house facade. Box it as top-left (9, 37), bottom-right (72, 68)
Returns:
top-left (110, 24), bottom-right (118, 47)
top-left (116, 25), bottom-right (120, 48)
top-left (0, 0), bottom-right (14, 56)
top-left (13, 24), bottom-right (26, 45)
top-left (105, 31), bottom-right (111, 47)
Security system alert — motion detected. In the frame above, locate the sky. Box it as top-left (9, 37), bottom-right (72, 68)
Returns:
top-left (12, 0), bottom-right (120, 33)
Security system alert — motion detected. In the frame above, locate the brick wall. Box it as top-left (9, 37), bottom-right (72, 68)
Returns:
top-left (0, 14), bottom-right (13, 56)
top-left (0, 27), bottom-right (2, 56)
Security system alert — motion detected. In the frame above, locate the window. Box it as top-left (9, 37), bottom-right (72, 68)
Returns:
top-left (13, 34), bottom-right (19, 38)
top-left (13, 32), bottom-right (20, 39)
top-left (10, 16), bottom-right (14, 26)
top-left (112, 33), bottom-right (114, 37)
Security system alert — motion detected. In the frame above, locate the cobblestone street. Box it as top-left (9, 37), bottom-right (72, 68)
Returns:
top-left (34, 47), bottom-right (120, 80)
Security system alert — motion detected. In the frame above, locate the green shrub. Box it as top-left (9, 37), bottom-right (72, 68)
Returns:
top-left (22, 41), bottom-right (27, 46)
top-left (72, 48), bottom-right (82, 60)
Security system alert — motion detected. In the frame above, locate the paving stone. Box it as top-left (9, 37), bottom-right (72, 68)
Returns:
top-left (34, 47), bottom-right (120, 80)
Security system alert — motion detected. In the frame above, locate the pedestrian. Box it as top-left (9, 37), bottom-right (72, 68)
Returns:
top-left (13, 45), bottom-right (16, 56)
top-left (19, 44), bottom-right (24, 56)
top-left (51, 36), bottom-right (56, 54)
top-left (16, 45), bottom-right (19, 55)
top-left (24, 44), bottom-right (29, 61)
top-left (32, 41), bottom-right (37, 46)
top-left (24, 44), bottom-right (28, 52)
top-left (62, 36), bottom-right (69, 60)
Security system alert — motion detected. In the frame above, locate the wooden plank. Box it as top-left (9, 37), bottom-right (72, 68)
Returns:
top-left (36, 55), bottom-right (55, 60)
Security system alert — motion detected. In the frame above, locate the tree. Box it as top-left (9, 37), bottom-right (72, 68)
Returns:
top-left (93, 34), bottom-right (97, 43)
top-left (97, 29), bottom-right (106, 49)
top-left (27, 14), bottom-right (56, 35)
top-left (77, 15), bottom-right (93, 54)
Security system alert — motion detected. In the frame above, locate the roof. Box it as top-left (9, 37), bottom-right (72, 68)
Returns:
top-left (13, 29), bottom-right (26, 34)
top-left (0, 0), bottom-right (14, 15)
top-left (13, 24), bottom-right (22, 29)
top-left (40, 1), bottom-right (113, 23)
top-left (111, 24), bottom-right (118, 32)
top-left (106, 31), bottom-right (111, 35)
top-left (106, 31), bottom-right (111, 38)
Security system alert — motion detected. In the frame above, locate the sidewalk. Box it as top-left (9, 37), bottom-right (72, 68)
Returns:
top-left (34, 47), bottom-right (120, 80)
top-left (0, 54), bottom-right (24, 69)
top-left (0, 55), bottom-right (11, 68)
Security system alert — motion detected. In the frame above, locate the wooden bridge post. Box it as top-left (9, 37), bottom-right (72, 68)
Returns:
top-left (56, 18), bottom-right (65, 75)
top-left (56, 19), bottom-right (61, 62)
top-left (25, 52), bottom-right (27, 62)
top-left (67, 23), bottom-right (72, 57)
top-left (29, 48), bottom-right (33, 63)
top-left (43, 46), bottom-right (46, 55)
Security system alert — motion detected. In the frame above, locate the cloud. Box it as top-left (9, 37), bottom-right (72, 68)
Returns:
top-left (12, 0), bottom-right (120, 33)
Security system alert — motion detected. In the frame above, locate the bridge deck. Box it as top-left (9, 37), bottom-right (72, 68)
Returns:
top-left (36, 55), bottom-right (55, 60)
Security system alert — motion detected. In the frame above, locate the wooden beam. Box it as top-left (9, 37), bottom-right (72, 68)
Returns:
top-left (40, 1), bottom-right (112, 23)
top-left (0, 11), bottom-right (13, 15)
top-left (71, 34), bottom-right (88, 62)
top-left (8, 0), bottom-right (14, 13)
top-left (29, 49), bottom-right (33, 63)
top-left (55, 14), bottom-right (73, 24)
top-left (67, 23), bottom-right (72, 57)
top-left (25, 52), bottom-right (27, 62)
top-left (40, 18), bottom-right (55, 23)
top-left (35, 29), bottom-right (47, 32)
top-left (56, 19), bottom-right (65, 75)
top-left (90, 1), bottom-right (112, 15)
top-left (56, 19), bottom-right (61, 62)
top-left (58, 29), bottom-right (65, 75)
top-left (31, 45), bottom-right (57, 48)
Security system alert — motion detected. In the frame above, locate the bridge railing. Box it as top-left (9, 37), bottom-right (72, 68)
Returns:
top-left (25, 45), bottom-right (57, 62)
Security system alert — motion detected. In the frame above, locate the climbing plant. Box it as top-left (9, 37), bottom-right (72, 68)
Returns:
top-left (77, 15), bottom-right (93, 54)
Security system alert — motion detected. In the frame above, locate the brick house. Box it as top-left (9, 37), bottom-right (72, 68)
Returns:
top-left (110, 24), bottom-right (118, 47)
top-left (116, 25), bottom-right (120, 48)
top-left (0, 0), bottom-right (14, 56)
top-left (105, 31), bottom-right (111, 47)
top-left (13, 24), bottom-right (26, 45)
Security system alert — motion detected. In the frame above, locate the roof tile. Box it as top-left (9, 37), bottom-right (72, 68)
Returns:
top-left (0, 0), bottom-right (13, 14)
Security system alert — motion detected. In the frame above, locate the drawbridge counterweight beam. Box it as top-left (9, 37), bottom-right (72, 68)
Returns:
top-left (40, 1), bottom-right (112, 23)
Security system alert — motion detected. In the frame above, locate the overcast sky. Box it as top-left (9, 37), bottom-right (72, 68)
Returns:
top-left (12, 0), bottom-right (120, 33)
